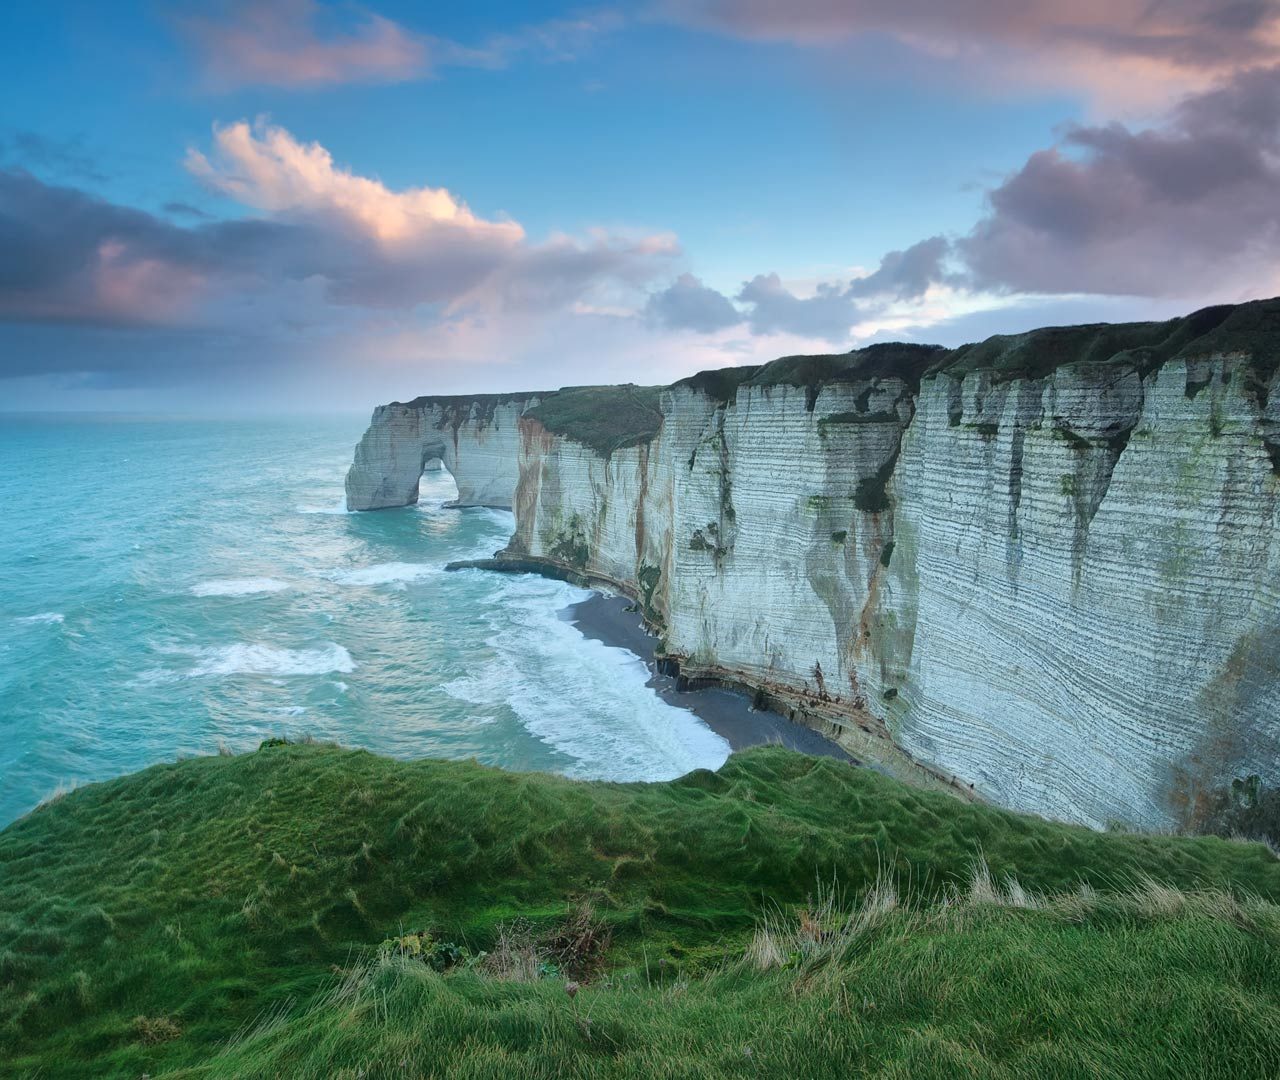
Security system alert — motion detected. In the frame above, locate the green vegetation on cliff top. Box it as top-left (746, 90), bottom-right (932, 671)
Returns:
top-left (2, 743), bottom-right (1278, 1078)
top-left (524, 384), bottom-right (664, 456)
top-left (667, 298), bottom-right (1279, 405)
top-left (389, 299), bottom-right (1279, 450)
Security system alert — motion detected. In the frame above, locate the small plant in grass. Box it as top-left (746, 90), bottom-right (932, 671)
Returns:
top-left (377, 930), bottom-right (470, 972)
top-left (541, 898), bottom-right (614, 983)
top-left (132, 1015), bottom-right (181, 1045)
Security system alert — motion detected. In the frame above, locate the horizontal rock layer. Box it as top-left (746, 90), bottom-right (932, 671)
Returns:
top-left (346, 300), bottom-right (1280, 828)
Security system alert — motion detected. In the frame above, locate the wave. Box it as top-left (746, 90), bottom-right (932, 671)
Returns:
top-left (15, 612), bottom-right (64, 624)
top-left (178, 642), bottom-right (356, 677)
top-left (191, 578), bottom-right (289, 597)
top-left (331, 562), bottom-right (442, 588)
top-left (442, 576), bottom-right (730, 782)
top-left (297, 500), bottom-right (351, 515)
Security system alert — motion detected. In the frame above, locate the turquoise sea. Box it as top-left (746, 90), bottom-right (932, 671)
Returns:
top-left (0, 415), bottom-right (729, 826)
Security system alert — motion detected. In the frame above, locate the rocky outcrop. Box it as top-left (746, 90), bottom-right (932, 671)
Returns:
top-left (346, 394), bottom-right (540, 510)
top-left (347, 299), bottom-right (1280, 829)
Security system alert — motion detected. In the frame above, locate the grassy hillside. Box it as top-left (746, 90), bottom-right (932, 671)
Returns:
top-left (2, 744), bottom-right (1278, 1078)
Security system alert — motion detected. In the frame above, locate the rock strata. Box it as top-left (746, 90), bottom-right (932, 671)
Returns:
top-left (348, 300), bottom-right (1280, 828)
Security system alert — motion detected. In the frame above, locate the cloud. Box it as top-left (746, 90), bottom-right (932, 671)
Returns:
top-left (660, 0), bottom-right (1280, 101)
top-left (177, 0), bottom-right (429, 89)
top-left (183, 119), bottom-right (523, 306)
top-left (186, 120), bottom-right (522, 244)
top-left (180, 119), bottom-right (674, 311)
top-left (0, 120), bottom-right (679, 400)
top-left (643, 237), bottom-right (955, 343)
top-left (163, 201), bottom-right (213, 219)
top-left (0, 132), bottom-right (105, 183)
top-left (846, 236), bottom-right (952, 299)
top-left (660, 62), bottom-right (1280, 337)
top-left (700, 64), bottom-right (1280, 333)
top-left (736, 273), bottom-right (860, 341)
top-left (959, 64), bottom-right (1280, 297)
top-left (454, 12), bottom-right (626, 70)
top-left (645, 272), bottom-right (742, 331)
top-left (0, 169), bottom-right (219, 326)
top-left (175, 1), bottom-right (622, 92)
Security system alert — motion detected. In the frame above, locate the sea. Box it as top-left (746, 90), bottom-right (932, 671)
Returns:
top-left (0, 414), bottom-right (730, 826)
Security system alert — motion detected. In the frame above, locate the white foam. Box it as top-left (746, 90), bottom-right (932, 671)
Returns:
top-left (331, 680), bottom-right (349, 693)
top-left (16, 612), bottom-right (64, 624)
top-left (297, 499), bottom-right (351, 515)
top-left (332, 562), bottom-right (442, 588)
top-left (191, 578), bottom-right (289, 597)
top-left (442, 576), bottom-right (730, 782)
top-left (179, 642), bottom-right (357, 677)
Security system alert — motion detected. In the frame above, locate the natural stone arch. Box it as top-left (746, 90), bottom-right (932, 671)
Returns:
top-left (345, 406), bottom-right (457, 510)
top-left (345, 395), bottom-right (535, 511)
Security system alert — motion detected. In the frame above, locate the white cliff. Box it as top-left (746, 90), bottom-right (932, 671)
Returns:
top-left (347, 300), bottom-right (1280, 829)
top-left (346, 394), bottom-right (540, 510)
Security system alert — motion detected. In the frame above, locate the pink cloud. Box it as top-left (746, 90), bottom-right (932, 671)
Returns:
top-left (182, 120), bottom-right (680, 313)
top-left (185, 120), bottom-right (525, 248)
top-left (178, 0), bottom-right (429, 90)
top-left (660, 0), bottom-right (1280, 104)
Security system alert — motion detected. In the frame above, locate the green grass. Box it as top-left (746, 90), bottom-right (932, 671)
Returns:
top-left (669, 298), bottom-right (1279, 407)
top-left (930, 298), bottom-right (1280, 386)
top-left (2, 744), bottom-right (1278, 1078)
top-left (176, 881), bottom-right (1280, 1079)
top-left (673, 345), bottom-right (946, 405)
top-left (524, 385), bottom-right (664, 456)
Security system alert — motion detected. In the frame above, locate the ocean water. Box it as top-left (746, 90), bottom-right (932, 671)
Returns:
top-left (0, 415), bottom-right (730, 826)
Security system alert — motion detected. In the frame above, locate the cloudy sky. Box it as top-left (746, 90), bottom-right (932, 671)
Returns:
top-left (3, 1), bottom-right (1280, 412)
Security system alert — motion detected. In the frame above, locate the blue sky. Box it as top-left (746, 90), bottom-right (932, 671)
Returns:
top-left (3, 1), bottom-right (1279, 411)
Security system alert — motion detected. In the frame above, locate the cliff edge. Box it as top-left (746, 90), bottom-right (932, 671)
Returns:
top-left (346, 299), bottom-right (1280, 829)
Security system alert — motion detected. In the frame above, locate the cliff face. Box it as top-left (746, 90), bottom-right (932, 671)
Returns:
top-left (346, 394), bottom-right (540, 510)
top-left (347, 300), bottom-right (1280, 828)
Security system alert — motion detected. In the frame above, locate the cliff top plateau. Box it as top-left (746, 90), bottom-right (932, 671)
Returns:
top-left (386, 296), bottom-right (1280, 456)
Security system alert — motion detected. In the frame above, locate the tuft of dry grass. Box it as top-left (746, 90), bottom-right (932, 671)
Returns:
top-left (476, 920), bottom-right (543, 983)
top-left (132, 1014), bottom-right (181, 1045)
top-left (957, 858), bottom-right (1043, 909)
top-left (541, 899), bottom-right (613, 982)
top-left (477, 900), bottom-right (613, 983)
top-left (741, 872), bottom-right (901, 974)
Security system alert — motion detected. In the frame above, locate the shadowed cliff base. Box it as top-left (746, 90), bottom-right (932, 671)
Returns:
top-left (565, 591), bottom-right (853, 762)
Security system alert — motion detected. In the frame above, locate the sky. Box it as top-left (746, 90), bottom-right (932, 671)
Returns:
top-left (2, 1), bottom-right (1280, 412)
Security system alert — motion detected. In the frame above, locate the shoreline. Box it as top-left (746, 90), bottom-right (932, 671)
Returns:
top-left (563, 591), bottom-right (853, 763)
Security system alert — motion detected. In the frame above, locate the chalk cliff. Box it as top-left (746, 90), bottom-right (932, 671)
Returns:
top-left (346, 299), bottom-right (1280, 829)
top-left (346, 394), bottom-right (541, 510)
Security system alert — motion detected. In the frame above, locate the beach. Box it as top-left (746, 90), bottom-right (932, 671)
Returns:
top-left (564, 591), bottom-right (852, 762)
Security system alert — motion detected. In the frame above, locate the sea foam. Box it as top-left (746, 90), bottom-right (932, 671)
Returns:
top-left (443, 576), bottom-right (730, 782)
top-left (296, 499), bottom-right (351, 515)
top-left (191, 578), bottom-right (289, 597)
top-left (332, 562), bottom-right (442, 588)
top-left (182, 642), bottom-right (357, 677)
top-left (15, 612), bottom-right (65, 624)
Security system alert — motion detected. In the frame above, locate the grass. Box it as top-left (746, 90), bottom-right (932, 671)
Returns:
top-left (928, 298), bottom-right (1280, 385)
top-left (173, 877), bottom-right (1280, 1079)
top-left (669, 298), bottom-right (1279, 408)
top-left (673, 345), bottom-right (946, 405)
top-left (1, 744), bottom-right (1278, 1078)
top-left (524, 384), bottom-right (664, 456)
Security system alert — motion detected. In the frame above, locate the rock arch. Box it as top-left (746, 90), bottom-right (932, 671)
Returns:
top-left (345, 395), bottom-right (540, 511)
